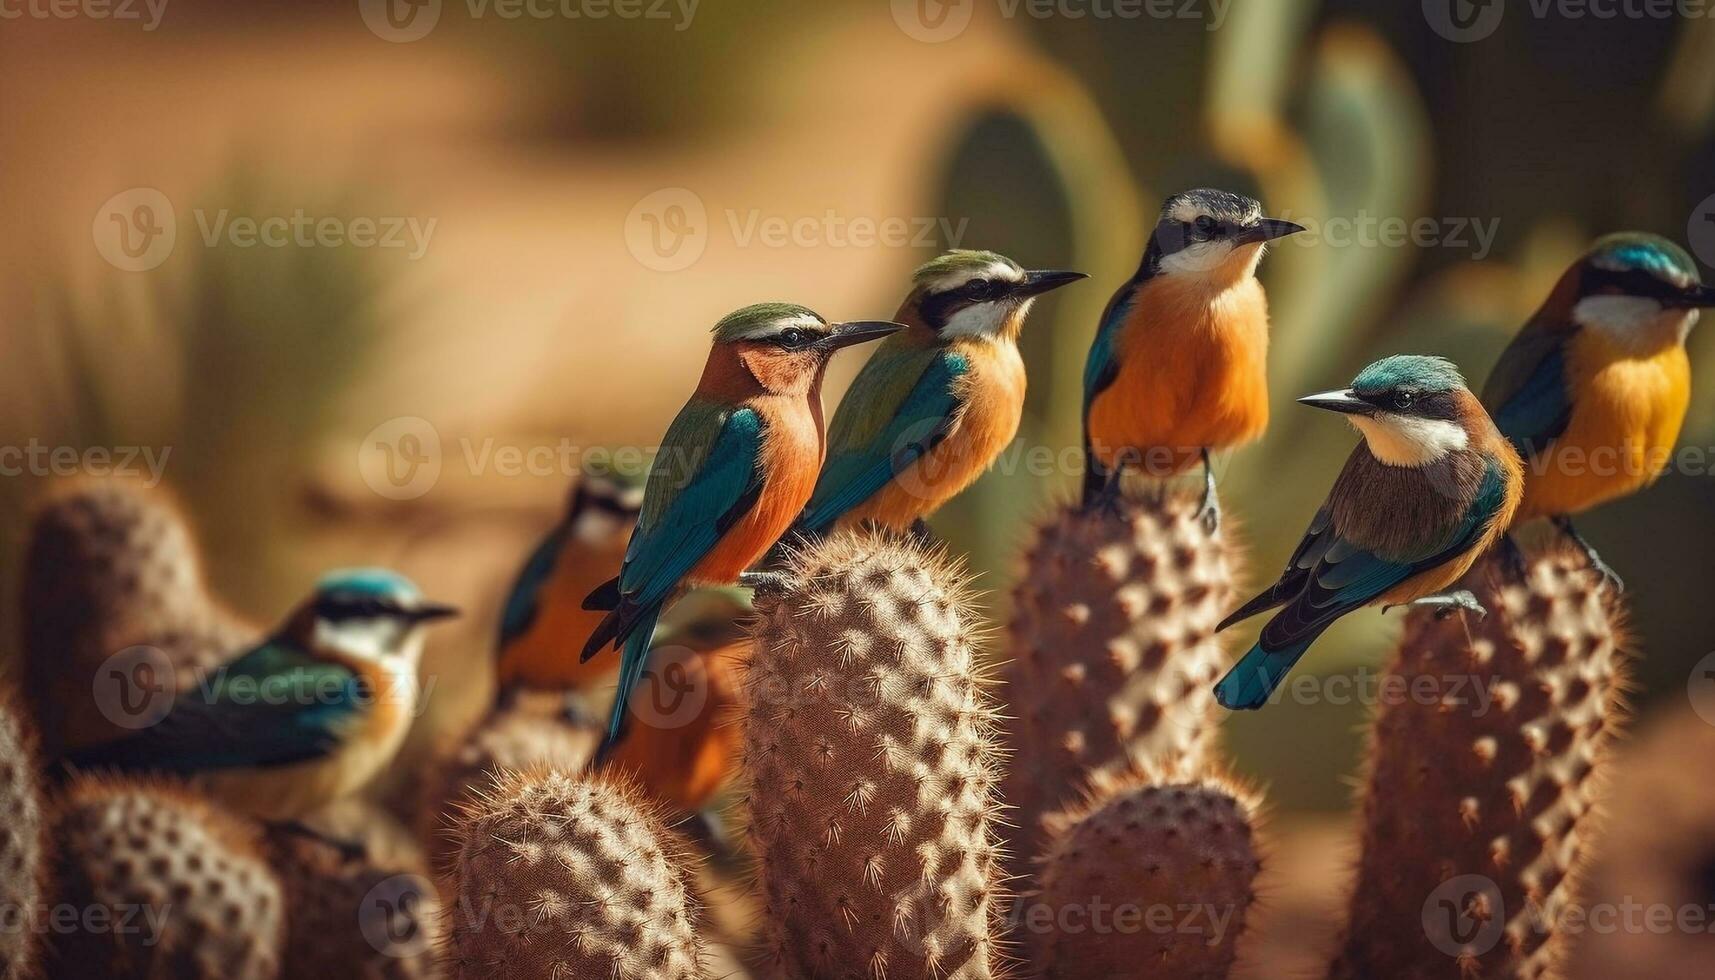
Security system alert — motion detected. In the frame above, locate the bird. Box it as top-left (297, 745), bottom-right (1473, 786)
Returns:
top-left (494, 463), bottom-right (647, 702)
top-left (1482, 232), bottom-right (1713, 590)
top-left (1082, 188), bottom-right (1306, 528)
top-left (1213, 355), bottom-right (1523, 710)
top-left (64, 568), bottom-right (458, 821)
top-left (580, 303), bottom-right (904, 756)
top-left (792, 250), bottom-right (1085, 538)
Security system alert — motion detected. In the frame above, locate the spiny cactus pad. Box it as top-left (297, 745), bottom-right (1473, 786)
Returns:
top-left (0, 695), bottom-right (46, 980)
top-left (1002, 489), bottom-right (1236, 869)
top-left (743, 531), bottom-right (1003, 980)
top-left (446, 767), bottom-right (705, 979)
top-left (51, 776), bottom-right (285, 980)
top-left (1332, 547), bottom-right (1624, 979)
top-left (1027, 775), bottom-right (1261, 980)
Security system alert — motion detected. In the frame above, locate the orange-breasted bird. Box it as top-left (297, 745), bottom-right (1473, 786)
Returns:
top-left (1482, 233), bottom-right (1713, 589)
top-left (494, 464), bottom-right (646, 700)
top-left (1082, 188), bottom-right (1305, 527)
top-left (794, 250), bottom-right (1085, 536)
top-left (1214, 356), bottom-right (1523, 709)
top-left (581, 304), bottom-right (904, 755)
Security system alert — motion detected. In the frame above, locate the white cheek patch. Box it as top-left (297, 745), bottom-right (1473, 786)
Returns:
top-left (1159, 241), bottom-right (1238, 277)
top-left (315, 616), bottom-right (405, 662)
top-left (943, 298), bottom-right (1028, 338)
top-left (574, 508), bottom-right (623, 544)
top-left (1349, 413), bottom-right (1469, 467)
top-left (1573, 295), bottom-right (1695, 349)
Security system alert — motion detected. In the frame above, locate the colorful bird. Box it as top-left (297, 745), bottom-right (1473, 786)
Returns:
top-left (495, 463), bottom-right (647, 700)
top-left (1213, 356), bottom-right (1523, 710)
top-left (1482, 233), bottom-right (1713, 589)
top-left (793, 250), bottom-right (1085, 537)
top-left (1082, 188), bottom-right (1305, 527)
top-left (65, 568), bottom-right (458, 820)
top-left (581, 304), bottom-right (904, 755)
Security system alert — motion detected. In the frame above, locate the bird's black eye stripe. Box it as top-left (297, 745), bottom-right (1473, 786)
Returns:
top-left (774, 328), bottom-right (815, 349)
top-left (316, 594), bottom-right (406, 621)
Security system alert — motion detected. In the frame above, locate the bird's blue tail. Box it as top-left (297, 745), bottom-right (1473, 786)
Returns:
top-left (596, 606), bottom-right (662, 764)
top-left (1214, 637), bottom-right (1315, 711)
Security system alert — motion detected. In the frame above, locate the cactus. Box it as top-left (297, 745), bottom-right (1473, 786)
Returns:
top-left (0, 693), bottom-right (46, 980)
top-left (1001, 489), bottom-right (1237, 870)
top-left (742, 530), bottom-right (1004, 980)
top-left (265, 823), bottom-right (444, 980)
top-left (1026, 773), bottom-right (1262, 980)
top-left (51, 776), bottom-right (284, 980)
top-left (445, 767), bottom-right (705, 980)
top-left (1331, 546), bottom-right (1624, 979)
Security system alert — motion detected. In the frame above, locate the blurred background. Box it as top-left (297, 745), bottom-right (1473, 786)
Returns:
top-left (4, 0), bottom-right (1714, 951)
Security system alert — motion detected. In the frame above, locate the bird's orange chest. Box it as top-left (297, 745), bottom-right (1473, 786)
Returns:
top-left (690, 395), bottom-right (822, 583)
top-left (1088, 275), bottom-right (1272, 473)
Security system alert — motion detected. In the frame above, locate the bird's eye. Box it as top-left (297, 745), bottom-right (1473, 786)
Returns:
top-left (967, 277), bottom-right (994, 298)
top-left (1392, 391), bottom-right (1416, 410)
top-left (777, 328), bottom-right (809, 347)
top-left (1195, 216), bottom-right (1221, 237)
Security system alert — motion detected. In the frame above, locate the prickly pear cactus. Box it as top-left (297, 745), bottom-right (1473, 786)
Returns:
top-left (1002, 489), bottom-right (1237, 868)
top-left (0, 694), bottom-right (45, 980)
top-left (445, 767), bottom-right (705, 979)
top-left (51, 776), bottom-right (285, 980)
top-left (1332, 547), bottom-right (1624, 979)
top-left (1028, 774), bottom-right (1262, 980)
top-left (743, 531), bottom-right (1003, 980)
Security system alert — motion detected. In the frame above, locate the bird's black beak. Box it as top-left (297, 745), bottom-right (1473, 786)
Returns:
top-left (1012, 269), bottom-right (1089, 299)
top-left (821, 320), bottom-right (907, 351)
top-left (1297, 388), bottom-right (1375, 416)
top-left (1665, 283), bottom-right (1715, 309)
top-left (410, 602), bottom-right (461, 623)
top-left (1236, 217), bottom-right (1308, 247)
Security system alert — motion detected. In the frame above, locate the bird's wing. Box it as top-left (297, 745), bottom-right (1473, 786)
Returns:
top-left (1217, 507), bottom-right (1335, 630)
top-left (1481, 319), bottom-right (1574, 457)
top-left (494, 520), bottom-right (569, 654)
top-left (66, 644), bottom-right (365, 774)
top-left (797, 348), bottom-right (968, 532)
top-left (617, 404), bottom-right (766, 610)
top-left (1082, 279), bottom-right (1141, 415)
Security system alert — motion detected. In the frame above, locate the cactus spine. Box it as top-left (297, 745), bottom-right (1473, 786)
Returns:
top-left (0, 695), bottom-right (45, 980)
top-left (1002, 489), bottom-right (1237, 868)
top-left (742, 531), bottom-right (1003, 980)
top-left (51, 776), bottom-right (285, 980)
top-left (445, 767), bottom-right (705, 980)
top-left (1028, 774), bottom-right (1261, 979)
top-left (1332, 547), bottom-right (1623, 979)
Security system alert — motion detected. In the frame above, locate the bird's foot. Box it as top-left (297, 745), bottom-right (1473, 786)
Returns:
top-left (1197, 450), bottom-right (1221, 534)
top-left (906, 518), bottom-right (939, 548)
top-left (1384, 589), bottom-right (1488, 621)
top-left (1553, 516), bottom-right (1624, 592)
top-left (739, 570), bottom-right (798, 599)
top-left (276, 820), bottom-right (369, 865)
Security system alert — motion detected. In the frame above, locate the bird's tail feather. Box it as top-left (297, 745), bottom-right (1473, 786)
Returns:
top-left (582, 575), bottom-right (622, 612)
top-left (596, 606), bottom-right (661, 765)
top-left (1214, 632), bottom-right (1323, 711)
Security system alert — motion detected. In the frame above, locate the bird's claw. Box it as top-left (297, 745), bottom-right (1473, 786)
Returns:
top-left (1586, 556), bottom-right (1625, 593)
top-left (1387, 590), bottom-right (1487, 621)
top-left (906, 518), bottom-right (939, 549)
top-left (739, 570), bottom-right (797, 599)
top-left (1197, 497), bottom-right (1221, 535)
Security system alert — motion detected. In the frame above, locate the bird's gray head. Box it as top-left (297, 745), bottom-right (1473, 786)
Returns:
top-left (1149, 188), bottom-right (1305, 281)
top-left (909, 250), bottom-right (1086, 339)
top-left (1569, 233), bottom-right (1715, 348)
top-left (1299, 355), bottom-right (1478, 468)
top-left (301, 568), bottom-right (458, 663)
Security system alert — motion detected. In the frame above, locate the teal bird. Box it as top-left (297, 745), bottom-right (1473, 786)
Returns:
top-left (66, 568), bottom-right (458, 820)
top-left (581, 304), bottom-right (903, 757)
top-left (1213, 356), bottom-right (1524, 710)
top-left (793, 250), bottom-right (1085, 537)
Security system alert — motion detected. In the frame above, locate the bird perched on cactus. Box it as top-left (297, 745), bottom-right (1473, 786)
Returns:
top-left (793, 250), bottom-right (1084, 537)
top-left (581, 304), bottom-right (903, 756)
top-left (1082, 188), bottom-right (1305, 527)
top-left (494, 461), bottom-right (646, 703)
top-left (65, 569), bottom-right (458, 821)
top-left (1482, 232), bottom-right (1713, 590)
top-left (1214, 355), bottom-right (1523, 710)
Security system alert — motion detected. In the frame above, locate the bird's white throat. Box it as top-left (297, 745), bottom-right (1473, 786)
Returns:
top-left (943, 298), bottom-right (1030, 339)
top-left (1349, 413), bottom-right (1469, 467)
top-left (1573, 295), bottom-right (1697, 352)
